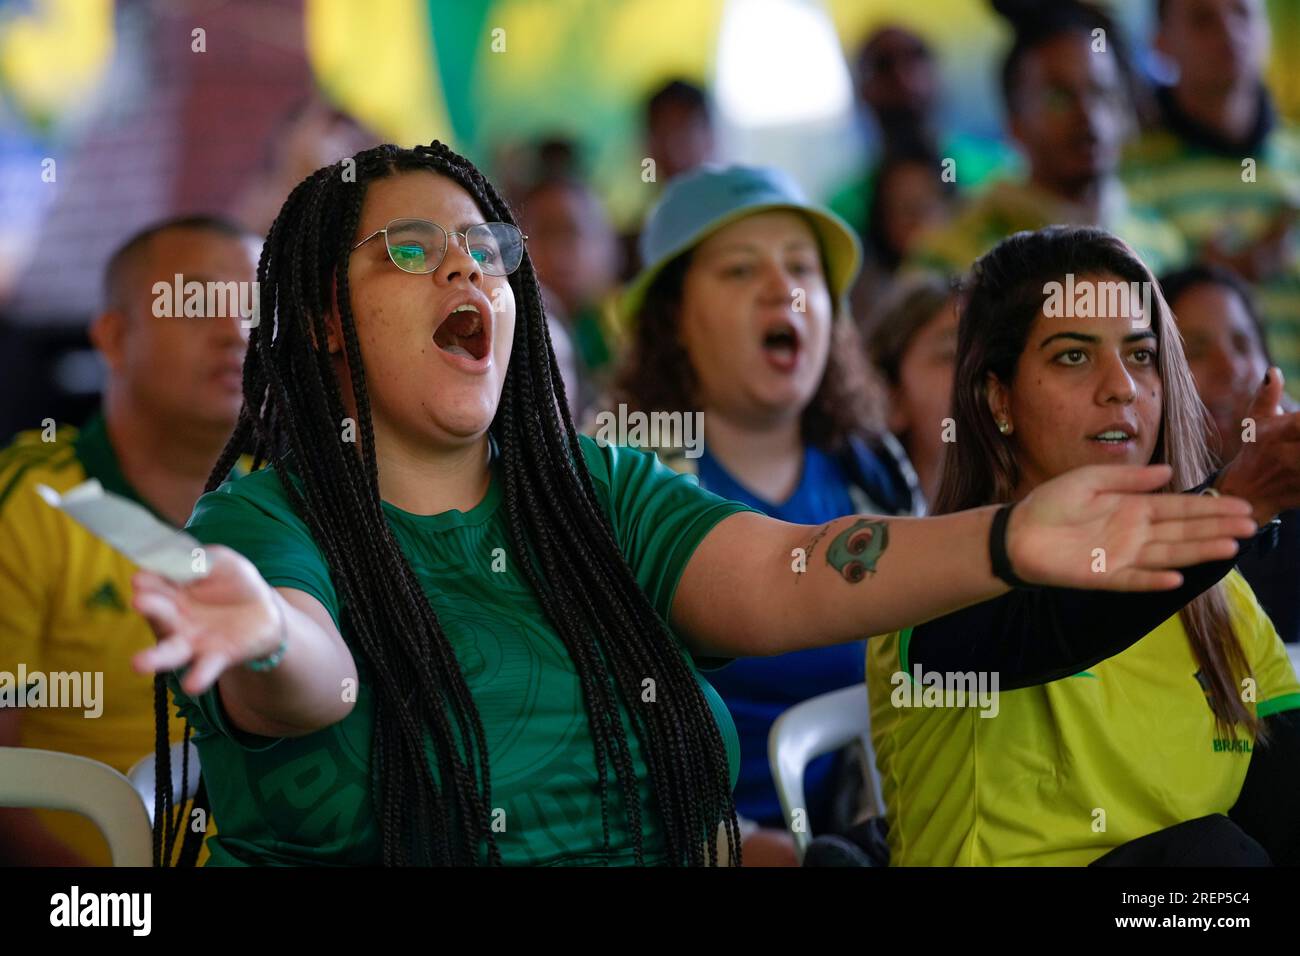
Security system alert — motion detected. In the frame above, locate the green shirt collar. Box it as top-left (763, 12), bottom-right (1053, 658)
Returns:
top-left (72, 411), bottom-right (172, 526)
top-left (71, 411), bottom-right (249, 528)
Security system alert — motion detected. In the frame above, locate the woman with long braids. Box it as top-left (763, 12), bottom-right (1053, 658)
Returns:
top-left (129, 143), bottom-right (1256, 867)
top-left (866, 227), bottom-right (1300, 866)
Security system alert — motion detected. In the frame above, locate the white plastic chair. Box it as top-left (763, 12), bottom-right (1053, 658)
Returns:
top-left (1288, 643), bottom-right (1300, 684)
top-left (127, 741), bottom-right (201, 825)
top-left (768, 683), bottom-right (882, 860)
top-left (0, 747), bottom-right (152, 866)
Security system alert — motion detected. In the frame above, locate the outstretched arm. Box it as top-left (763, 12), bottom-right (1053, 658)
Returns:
top-left (132, 547), bottom-right (357, 737)
top-left (671, 463), bottom-right (1255, 659)
top-left (904, 553), bottom-right (1244, 690)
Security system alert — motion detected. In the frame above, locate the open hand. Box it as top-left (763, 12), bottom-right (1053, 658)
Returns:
top-left (1217, 367), bottom-right (1300, 524)
top-left (1009, 463), bottom-right (1255, 590)
top-left (131, 545), bottom-right (283, 696)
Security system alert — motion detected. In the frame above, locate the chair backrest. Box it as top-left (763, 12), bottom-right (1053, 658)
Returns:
top-left (0, 747), bottom-right (152, 866)
top-left (127, 741), bottom-right (201, 826)
top-left (768, 683), bottom-right (881, 860)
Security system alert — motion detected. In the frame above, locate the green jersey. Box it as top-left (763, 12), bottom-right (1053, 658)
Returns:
top-left (170, 436), bottom-right (749, 866)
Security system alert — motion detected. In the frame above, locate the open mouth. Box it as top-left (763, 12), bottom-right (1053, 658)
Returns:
top-left (433, 302), bottom-right (490, 361)
top-left (1089, 427), bottom-right (1135, 445)
top-left (761, 321), bottom-right (801, 370)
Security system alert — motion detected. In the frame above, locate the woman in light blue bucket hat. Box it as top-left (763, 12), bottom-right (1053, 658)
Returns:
top-left (613, 164), bottom-right (926, 864)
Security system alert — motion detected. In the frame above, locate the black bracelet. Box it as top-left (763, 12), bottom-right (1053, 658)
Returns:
top-left (1193, 468), bottom-right (1281, 555)
top-left (989, 502), bottom-right (1033, 588)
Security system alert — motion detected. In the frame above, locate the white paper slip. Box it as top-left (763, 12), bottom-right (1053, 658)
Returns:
top-left (35, 479), bottom-right (209, 583)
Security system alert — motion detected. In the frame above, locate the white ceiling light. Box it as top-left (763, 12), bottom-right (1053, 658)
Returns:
top-left (715, 0), bottom-right (853, 128)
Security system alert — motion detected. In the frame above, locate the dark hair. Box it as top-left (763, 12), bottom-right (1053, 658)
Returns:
top-left (518, 173), bottom-right (600, 216)
top-left (867, 272), bottom-right (957, 387)
top-left (934, 226), bottom-right (1259, 737)
top-left (154, 142), bottom-right (740, 867)
top-left (645, 79), bottom-right (710, 125)
top-left (103, 214), bottom-right (254, 309)
top-left (994, 0), bottom-right (1137, 116)
top-left (866, 142), bottom-right (956, 271)
top-left (257, 95), bottom-right (374, 171)
top-left (614, 243), bottom-right (885, 452)
top-left (855, 25), bottom-right (934, 80)
top-left (507, 136), bottom-right (586, 196)
top-left (1159, 262), bottom-right (1273, 364)
top-left (534, 136), bottom-right (582, 180)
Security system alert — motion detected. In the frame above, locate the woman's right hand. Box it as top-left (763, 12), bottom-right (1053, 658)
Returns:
top-left (131, 544), bottom-right (284, 696)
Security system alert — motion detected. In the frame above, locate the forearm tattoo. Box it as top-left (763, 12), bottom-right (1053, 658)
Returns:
top-left (824, 518), bottom-right (890, 583)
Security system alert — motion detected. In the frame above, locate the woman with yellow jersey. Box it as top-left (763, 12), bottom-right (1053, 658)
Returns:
top-left (867, 226), bottom-right (1300, 866)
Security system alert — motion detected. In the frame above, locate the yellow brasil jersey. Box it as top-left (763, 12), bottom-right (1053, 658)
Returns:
top-left (0, 415), bottom-right (206, 865)
top-left (866, 571), bottom-right (1300, 866)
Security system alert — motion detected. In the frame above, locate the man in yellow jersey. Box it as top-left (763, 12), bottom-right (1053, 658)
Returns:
top-left (1123, 0), bottom-right (1300, 396)
top-left (909, 4), bottom-right (1187, 278)
top-left (0, 215), bottom-right (257, 864)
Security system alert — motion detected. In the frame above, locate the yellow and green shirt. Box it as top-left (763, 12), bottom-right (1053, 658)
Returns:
top-left (907, 178), bottom-right (1188, 280)
top-left (866, 571), bottom-right (1300, 866)
top-left (1123, 112), bottom-right (1300, 396)
top-left (0, 414), bottom-right (196, 864)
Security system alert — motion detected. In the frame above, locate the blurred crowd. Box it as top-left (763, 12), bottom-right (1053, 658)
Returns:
top-left (3, 0), bottom-right (1300, 868)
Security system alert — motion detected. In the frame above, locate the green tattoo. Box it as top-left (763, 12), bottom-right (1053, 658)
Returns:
top-left (825, 519), bottom-right (890, 583)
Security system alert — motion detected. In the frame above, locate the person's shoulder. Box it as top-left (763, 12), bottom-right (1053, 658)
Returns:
top-left (906, 187), bottom-right (1005, 275)
top-left (0, 424), bottom-right (82, 476)
top-left (578, 431), bottom-right (703, 483)
top-left (188, 463), bottom-right (298, 528)
top-left (576, 433), bottom-right (668, 493)
top-left (577, 432), bottom-right (613, 484)
top-left (1222, 568), bottom-right (1263, 612)
top-left (1219, 569), bottom-right (1300, 704)
top-left (825, 170), bottom-right (873, 228)
top-left (1118, 204), bottom-right (1188, 272)
top-left (0, 425), bottom-right (86, 519)
top-left (1220, 569), bottom-right (1283, 654)
top-left (203, 462), bottom-right (291, 502)
top-left (576, 431), bottom-right (738, 542)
